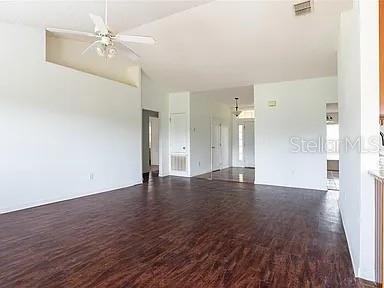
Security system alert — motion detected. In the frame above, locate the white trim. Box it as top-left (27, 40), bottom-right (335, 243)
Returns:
top-left (170, 170), bottom-right (189, 177)
top-left (358, 267), bottom-right (375, 283)
top-left (338, 201), bottom-right (358, 276)
top-left (1, 179), bottom-right (142, 214)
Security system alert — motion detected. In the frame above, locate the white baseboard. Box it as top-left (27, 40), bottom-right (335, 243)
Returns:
top-left (338, 203), bottom-right (358, 276)
top-left (1, 179), bottom-right (142, 214)
top-left (358, 267), bottom-right (375, 283)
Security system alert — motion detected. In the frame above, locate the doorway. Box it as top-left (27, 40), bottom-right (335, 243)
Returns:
top-left (149, 116), bottom-right (160, 175)
top-left (326, 103), bottom-right (339, 191)
top-left (196, 113), bottom-right (254, 184)
top-left (211, 118), bottom-right (223, 171)
top-left (211, 117), bottom-right (230, 172)
top-left (216, 110), bottom-right (256, 183)
top-left (142, 109), bottom-right (159, 182)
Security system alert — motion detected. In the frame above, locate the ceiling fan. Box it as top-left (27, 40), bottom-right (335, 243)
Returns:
top-left (46, 0), bottom-right (155, 61)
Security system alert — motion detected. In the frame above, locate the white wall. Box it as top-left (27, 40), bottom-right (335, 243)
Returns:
top-left (338, 1), bottom-right (379, 281)
top-left (338, 7), bottom-right (362, 276)
top-left (141, 73), bottom-right (169, 176)
top-left (189, 93), bottom-right (232, 176)
top-left (0, 23), bottom-right (142, 213)
top-left (254, 76), bottom-right (337, 190)
top-left (170, 92), bottom-right (190, 114)
top-left (46, 35), bottom-right (140, 87)
top-left (358, 0), bottom-right (379, 279)
top-left (190, 94), bottom-right (212, 176)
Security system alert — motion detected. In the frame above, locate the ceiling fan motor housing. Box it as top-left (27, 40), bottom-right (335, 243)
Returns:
top-left (100, 36), bottom-right (112, 45)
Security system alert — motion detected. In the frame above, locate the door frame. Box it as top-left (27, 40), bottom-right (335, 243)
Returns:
top-left (210, 117), bottom-right (222, 172)
top-left (149, 116), bottom-right (160, 167)
top-left (142, 109), bottom-right (160, 181)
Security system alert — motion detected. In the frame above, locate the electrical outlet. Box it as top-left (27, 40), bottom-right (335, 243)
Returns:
top-left (198, 161), bottom-right (201, 167)
top-left (90, 173), bottom-right (95, 180)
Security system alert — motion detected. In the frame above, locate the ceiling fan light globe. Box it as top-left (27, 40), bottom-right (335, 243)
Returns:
top-left (96, 45), bottom-right (105, 57)
top-left (107, 46), bottom-right (118, 58)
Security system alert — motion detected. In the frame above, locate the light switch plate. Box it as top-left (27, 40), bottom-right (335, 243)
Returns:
top-left (268, 100), bottom-right (277, 107)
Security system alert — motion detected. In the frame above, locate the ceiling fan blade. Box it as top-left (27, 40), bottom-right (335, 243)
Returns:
top-left (89, 13), bottom-right (109, 35)
top-left (116, 41), bottom-right (140, 61)
top-left (116, 35), bottom-right (156, 45)
top-left (81, 40), bottom-right (101, 55)
top-left (46, 28), bottom-right (96, 38)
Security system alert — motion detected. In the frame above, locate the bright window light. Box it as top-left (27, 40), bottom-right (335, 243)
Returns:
top-left (238, 110), bottom-right (255, 119)
top-left (239, 124), bottom-right (244, 161)
top-left (327, 124), bottom-right (339, 160)
top-left (149, 122), bottom-right (152, 149)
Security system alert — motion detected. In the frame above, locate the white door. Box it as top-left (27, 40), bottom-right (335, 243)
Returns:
top-left (211, 119), bottom-right (222, 171)
top-left (244, 121), bottom-right (255, 168)
top-left (170, 113), bottom-right (187, 153)
top-left (149, 117), bottom-right (159, 166)
top-left (170, 113), bottom-right (188, 175)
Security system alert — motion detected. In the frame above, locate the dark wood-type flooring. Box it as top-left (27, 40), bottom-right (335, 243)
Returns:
top-left (196, 167), bottom-right (255, 184)
top-left (0, 177), bottom-right (359, 287)
top-left (327, 170), bottom-right (340, 191)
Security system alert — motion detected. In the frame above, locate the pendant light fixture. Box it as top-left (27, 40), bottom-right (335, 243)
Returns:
top-left (232, 97), bottom-right (242, 117)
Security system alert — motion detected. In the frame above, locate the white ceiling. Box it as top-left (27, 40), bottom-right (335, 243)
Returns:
top-left (192, 85), bottom-right (254, 107)
top-left (0, 0), bottom-right (352, 93)
top-left (129, 0), bottom-right (352, 91)
top-left (0, 1), bottom-right (209, 33)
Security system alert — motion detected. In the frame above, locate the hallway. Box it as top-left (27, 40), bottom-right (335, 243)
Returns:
top-left (0, 177), bottom-right (357, 287)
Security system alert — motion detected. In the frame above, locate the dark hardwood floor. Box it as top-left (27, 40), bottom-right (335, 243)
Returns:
top-left (0, 177), bottom-right (359, 287)
top-left (327, 170), bottom-right (339, 191)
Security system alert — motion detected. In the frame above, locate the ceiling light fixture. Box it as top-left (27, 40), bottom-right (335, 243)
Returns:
top-left (96, 44), bottom-right (106, 57)
top-left (232, 97), bottom-right (242, 117)
top-left (46, 0), bottom-right (155, 61)
top-left (107, 46), bottom-right (118, 58)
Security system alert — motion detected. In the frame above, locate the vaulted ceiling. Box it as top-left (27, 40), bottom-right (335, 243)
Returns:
top-left (1, 0), bottom-right (352, 92)
top-left (0, 1), bottom-right (209, 34)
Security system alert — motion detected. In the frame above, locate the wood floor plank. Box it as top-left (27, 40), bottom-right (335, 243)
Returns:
top-left (0, 177), bottom-right (358, 287)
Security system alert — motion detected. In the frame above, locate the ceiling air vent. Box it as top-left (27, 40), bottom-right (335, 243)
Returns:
top-left (293, 0), bottom-right (312, 16)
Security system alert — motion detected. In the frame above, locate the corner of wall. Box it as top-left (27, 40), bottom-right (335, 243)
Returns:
top-left (338, 200), bottom-right (358, 276)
